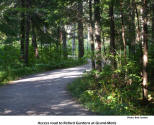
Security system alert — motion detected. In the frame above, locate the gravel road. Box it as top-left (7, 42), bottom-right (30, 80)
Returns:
top-left (0, 64), bottom-right (94, 115)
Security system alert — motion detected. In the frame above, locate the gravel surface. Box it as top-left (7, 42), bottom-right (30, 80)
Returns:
top-left (0, 64), bottom-right (94, 115)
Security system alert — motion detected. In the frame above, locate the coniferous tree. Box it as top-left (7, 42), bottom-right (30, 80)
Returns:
top-left (142, 0), bottom-right (148, 101)
top-left (129, 0), bottom-right (136, 58)
top-left (120, 0), bottom-right (126, 60)
top-left (31, 19), bottom-right (39, 58)
top-left (109, 0), bottom-right (116, 69)
top-left (25, 0), bottom-right (31, 65)
top-left (94, 0), bottom-right (102, 72)
top-left (152, 1), bottom-right (154, 42)
top-left (62, 26), bottom-right (67, 59)
top-left (78, 0), bottom-right (84, 58)
top-left (20, 0), bottom-right (25, 60)
top-left (89, 0), bottom-right (95, 70)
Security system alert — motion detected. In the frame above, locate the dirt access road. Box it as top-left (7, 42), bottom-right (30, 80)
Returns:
top-left (0, 64), bottom-right (94, 115)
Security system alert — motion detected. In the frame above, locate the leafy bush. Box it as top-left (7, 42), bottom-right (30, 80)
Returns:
top-left (68, 62), bottom-right (153, 115)
top-left (0, 45), bottom-right (86, 85)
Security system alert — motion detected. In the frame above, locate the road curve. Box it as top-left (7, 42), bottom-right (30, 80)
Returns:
top-left (0, 64), bottom-right (94, 115)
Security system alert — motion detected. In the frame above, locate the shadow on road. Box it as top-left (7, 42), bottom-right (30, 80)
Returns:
top-left (0, 65), bottom-right (94, 115)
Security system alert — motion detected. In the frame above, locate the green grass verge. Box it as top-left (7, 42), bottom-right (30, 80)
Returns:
top-left (0, 58), bottom-right (86, 85)
top-left (67, 74), bottom-right (154, 115)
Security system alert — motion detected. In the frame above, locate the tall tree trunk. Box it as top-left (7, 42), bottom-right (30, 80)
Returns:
top-left (94, 0), bottom-right (102, 72)
top-left (102, 33), bottom-right (106, 56)
top-left (60, 29), bottom-right (63, 58)
top-left (62, 27), bottom-right (67, 59)
top-left (56, 27), bottom-right (60, 49)
top-left (20, 0), bottom-right (25, 60)
top-left (142, 0), bottom-right (148, 101)
top-left (129, 0), bottom-right (136, 58)
top-left (89, 0), bottom-right (95, 70)
top-left (78, 1), bottom-right (84, 58)
top-left (152, 1), bottom-right (154, 42)
top-left (135, 3), bottom-right (141, 42)
top-left (57, 27), bottom-right (63, 57)
top-left (109, 0), bottom-right (116, 69)
top-left (72, 24), bottom-right (76, 57)
top-left (31, 20), bottom-right (39, 58)
top-left (25, 0), bottom-right (30, 65)
top-left (120, 1), bottom-right (126, 60)
top-left (135, 3), bottom-right (143, 67)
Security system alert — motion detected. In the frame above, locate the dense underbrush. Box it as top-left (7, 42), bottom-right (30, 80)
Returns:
top-left (68, 62), bottom-right (154, 115)
top-left (0, 45), bottom-right (86, 85)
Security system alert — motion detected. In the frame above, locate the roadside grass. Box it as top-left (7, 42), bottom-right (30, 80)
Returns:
top-left (67, 72), bottom-right (154, 115)
top-left (0, 58), bottom-right (86, 85)
top-left (0, 45), bottom-right (86, 85)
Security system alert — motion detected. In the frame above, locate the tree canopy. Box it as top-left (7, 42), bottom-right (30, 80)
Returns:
top-left (0, 0), bottom-right (154, 115)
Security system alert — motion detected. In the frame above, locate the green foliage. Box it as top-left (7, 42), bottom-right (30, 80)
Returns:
top-left (0, 0), bottom-right (154, 115)
top-left (68, 62), bottom-right (153, 115)
top-left (0, 0), bottom-right (89, 85)
top-left (0, 44), bottom-right (86, 85)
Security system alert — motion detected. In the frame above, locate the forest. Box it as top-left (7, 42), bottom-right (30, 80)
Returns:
top-left (0, 0), bottom-right (154, 115)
